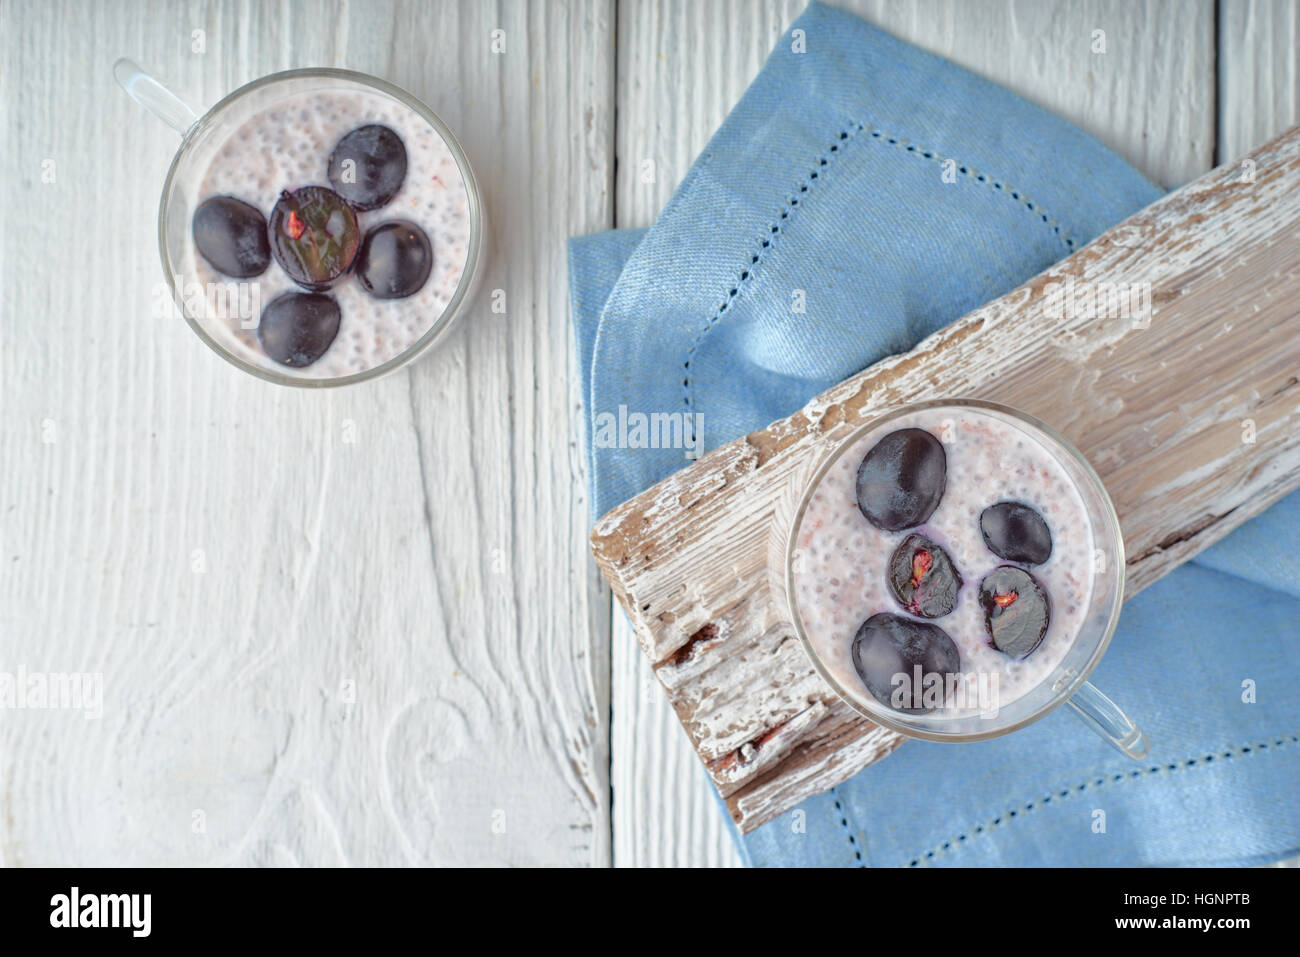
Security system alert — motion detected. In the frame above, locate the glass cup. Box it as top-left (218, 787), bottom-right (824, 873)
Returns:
top-left (784, 398), bottom-right (1148, 759)
top-left (114, 59), bottom-right (486, 387)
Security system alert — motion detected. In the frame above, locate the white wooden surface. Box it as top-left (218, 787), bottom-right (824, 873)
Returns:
top-left (0, 0), bottom-right (614, 867)
top-left (0, 0), bottom-right (1294, 867)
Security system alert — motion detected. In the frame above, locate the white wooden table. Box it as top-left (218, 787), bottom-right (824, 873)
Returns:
top-left (1, 0), bottom-right (1296, 867)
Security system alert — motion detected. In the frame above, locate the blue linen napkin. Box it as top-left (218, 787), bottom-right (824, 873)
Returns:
top-left (570, 1), bottom-right (1300, 867)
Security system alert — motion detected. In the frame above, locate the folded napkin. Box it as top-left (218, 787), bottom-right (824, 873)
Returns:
top-left (570, 1), bottom-right (1300, 867)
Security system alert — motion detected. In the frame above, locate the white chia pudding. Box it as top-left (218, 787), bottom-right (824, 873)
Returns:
top-left (791, 407), bottom-right (1096, 717)
top-left (187, 88), bottom-right (473, 378)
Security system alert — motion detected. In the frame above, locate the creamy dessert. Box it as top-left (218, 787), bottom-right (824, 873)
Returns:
top-left (790, 406), bottom-right (1097, 717)
top-left (187, 88), bottom-right (472, 378)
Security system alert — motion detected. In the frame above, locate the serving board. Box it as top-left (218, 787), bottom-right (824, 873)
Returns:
top-left (590, 124), bottom-right (1300, 833)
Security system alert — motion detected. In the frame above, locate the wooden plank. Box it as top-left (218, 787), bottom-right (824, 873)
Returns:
top-left (0, 0), bottom-right (613, 866)
top-left (845, 0), bottom-right (1215, 188)
top-left (611, 614), bottom-right (743, 866)
top-left (611, 0), bottom-right (802, 870)
top-left (610, 0), bottom-right (1213, 862)
top-left (1219, 0), bottom-right (1300, 160)
top-left (1219, 0), bottom-right (1300, 872)
top-left (593, 123), bottom-right (1300, 833)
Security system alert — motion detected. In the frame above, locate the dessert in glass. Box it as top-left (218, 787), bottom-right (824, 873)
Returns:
top-left (118, 61), bottom-right (484, 386)
top-left (786, 398), bottom-right (1147, 757)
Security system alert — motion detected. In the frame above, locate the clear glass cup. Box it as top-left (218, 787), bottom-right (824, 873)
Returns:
top-left (784, 398), bottom-right (1148, 759)
top-left (114, 59), bottom-right (486, 387)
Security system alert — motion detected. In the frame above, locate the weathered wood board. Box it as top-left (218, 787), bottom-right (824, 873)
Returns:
top-left (591, 124), bottom-right (1300, 833)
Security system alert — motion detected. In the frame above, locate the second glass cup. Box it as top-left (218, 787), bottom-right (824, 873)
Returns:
top-left (116, 60), bottom-right (486, 387)
top-left (785, 398), bottom-right (1147, 758)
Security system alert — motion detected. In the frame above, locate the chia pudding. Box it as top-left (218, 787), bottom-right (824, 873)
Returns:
top-left (186, 87), bottom-right (474, 379)
top-left (790, 406), bottom-right (1097, 717)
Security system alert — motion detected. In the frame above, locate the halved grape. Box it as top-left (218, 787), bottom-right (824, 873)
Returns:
top-left (851, 612), bottom-right (960, 713)
top-left (855, 428), bottom-right (947, 531)
top-left (980, 501), bottom-right (1053, 564)
top-left (887, 533), bottom-right (962, 618)
top-left (327, 125), bottom-right (408, 211)
top-left (257, 292), bottom-right (341, 368)
top-left (356, 220), bottom-right (433, 299)
top-left (979, 565), bottom-right (1050, 658)
top-left (268, 186), bottom-right (360, 289)
top-left (192, 196), bottom-right (270, 278)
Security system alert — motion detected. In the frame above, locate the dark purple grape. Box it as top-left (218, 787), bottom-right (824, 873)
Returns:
top-left (356, 220), bottom-right (433, 299)
top-left (268, 186), bottom-right (360, 289)
top-left (257, 292), bottom-right (341, 367)
top-left (850, 613), bottom-right (960, 714)
top-left (979, 565), bottom-right (1050, 659)
top-left (327, 125), bottom-right (407, 211)
top-left (192, 196), bottom-right (270, 278)
top-left (980, 501), bottom-right (1053, 564)
top-left (887, 534), bottom-right (962, 618)
top-left (855, 428), bottom-right (946, 531)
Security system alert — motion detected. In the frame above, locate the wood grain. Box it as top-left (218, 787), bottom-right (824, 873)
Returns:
top-left (610, 0), bottom-right (1215, 862)
top-left (1219, 0), bottom-right (1300, 163)
top-left (0, 0), bottom-right (613, 866)
top-left (610, 0), bottom-right (803, 870)
top-left (1220, 0), bottom-right (1300, 874)
top-left (1, 0), bottom-right (1289, 868)
top-left (593, 123), bottom-right (1300, 833)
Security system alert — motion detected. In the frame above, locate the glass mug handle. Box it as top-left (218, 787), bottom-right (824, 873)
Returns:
top-left (113, 58), bottom-right (197, 135)
top-left (1065, 680), bottom-right (1149, 760)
